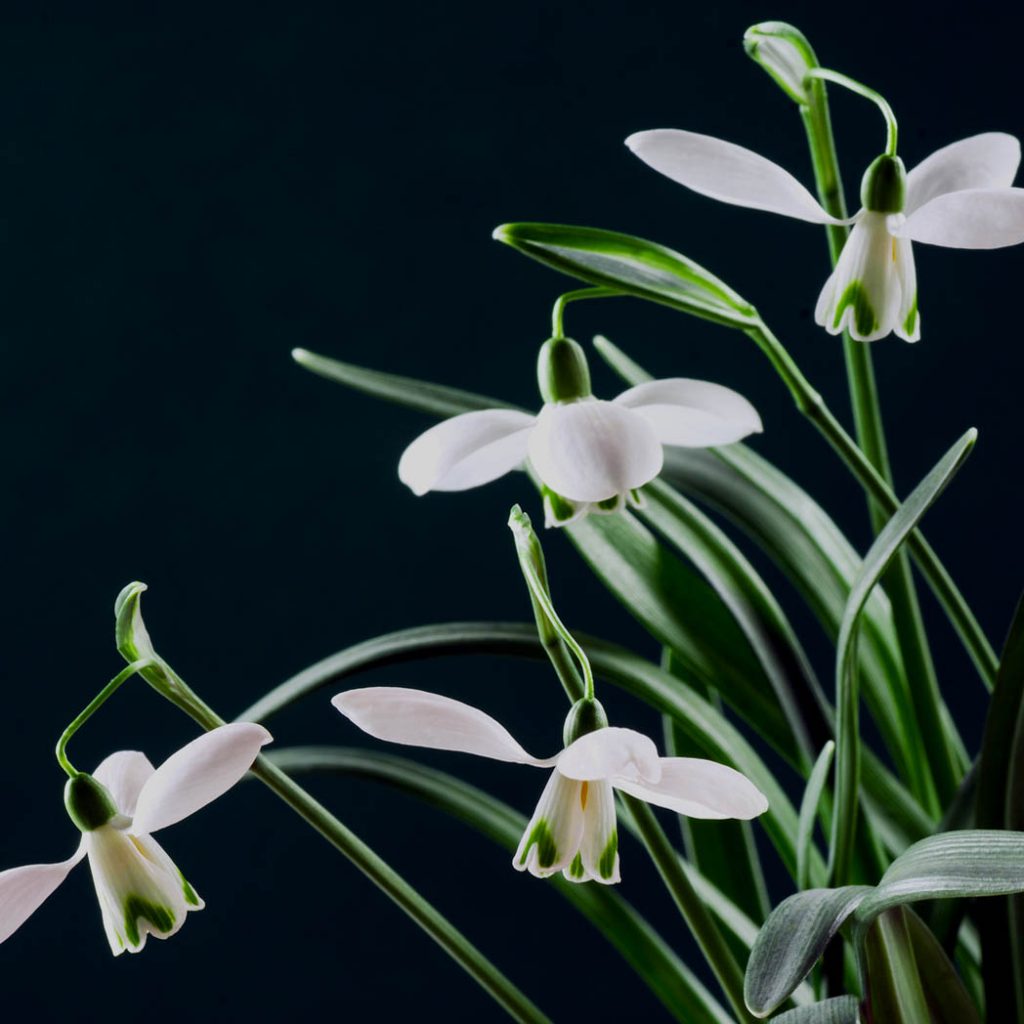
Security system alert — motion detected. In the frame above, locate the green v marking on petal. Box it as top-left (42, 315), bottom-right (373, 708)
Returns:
top-left (598, 830), bottom-right (618, 880)
top-left (519, 819), bottom-right (558, 869)
top-left (180, 873), bottom-right (201, 907)
top-left (567, 853), bottom-right (585, 879)
top-left (123, 895), bottom-right (176, 946)
top-left (834, 281), bottom-right (878, 337)
top-left (904, 293), bottom-right (918, 336)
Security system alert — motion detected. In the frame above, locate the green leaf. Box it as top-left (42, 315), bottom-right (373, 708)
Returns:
top-left (977, 594), bottom-right (1024, 1018)
top-left (902, 908), bottom-right (981, 1024)
top-left (863, 908), bottom-right (933, 1024)
top-left (744, 886), bottom-right (871, 1017)
top-left (237, 620), bottom-right (811, 879)
top-left (798, 742), bottom-right (835, 891)
top-left (268, 746), bottom-right (734, 1024)
top-left (492, 223), bottom-right (758, 327)
top-left (830, 430), bottom-right (976, 886)
top-left (291, 347), bottom-right (518, 418)
top-left (855, 830), bottom-right (1024, 922)
top-left (770, 997), bottom-right (860, 1024)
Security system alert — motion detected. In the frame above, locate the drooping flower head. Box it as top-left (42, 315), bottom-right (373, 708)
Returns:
top-left (0, 723), bottom-right (271, 954)
top-left (398, 335), bottom-right (762, 527)
top-left (626, 129), bottom-right (1024, 342)
top-left (333, 687), bottom-right (767, 884)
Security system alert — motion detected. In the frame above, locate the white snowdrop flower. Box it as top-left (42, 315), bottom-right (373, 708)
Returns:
top-left (626, 128), bottom-right (1024, 342)
top-left (332, 688), bottom-right (768, 884)
top-left (398, 336), bottom-right (761, 527)
top-left (0, 723), bottom-right (272, 954)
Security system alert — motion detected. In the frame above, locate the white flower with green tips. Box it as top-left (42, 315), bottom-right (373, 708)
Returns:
top-left (398, 336), bottom-right (762, 527)
top-left (626, 129), bottom-right (1024, 342)
top-left (332, 688), bottom-right (768, 884)
top-left (0, 722), bottom-right (271, 954)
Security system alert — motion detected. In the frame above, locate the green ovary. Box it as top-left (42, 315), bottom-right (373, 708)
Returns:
top-left (833, 281), bottom-right (878, 337)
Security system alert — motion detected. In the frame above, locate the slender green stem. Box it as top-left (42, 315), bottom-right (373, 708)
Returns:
top-left (745, 318), bottom-right (998, 690)
top-left (129, 656), bottom-right (551, 1024)
top-left (550, 287), bottom-right (618, 337)
top-left (623, 796), bottom-right (756, 1024)
top-left (798, 70), bottom-right (960, 807)
top-left (55, 659), bottom-right (154, 777)
top-left (805, 68), bottom-right (898, 156)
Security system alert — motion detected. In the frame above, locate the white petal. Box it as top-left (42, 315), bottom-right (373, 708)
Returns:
top-left (93, 751), bottom-right (156, 817)
top-left (397, 410), bottom-right (535, 495)
top-left (0, 846), bottom-right (85, 945)
top-left (625, 129), bottom-right (840, 224)
top-left (563, 779), bottom-right (620, 884)
top-left (612, 757), bottom-right (768, 819)
top-left (906, 133), bottom-right (1021, 214)
top-left (528, 399), bottom-right (662, 503)
top-left (513, 771), bottom-right (585, 878)
top-left (87, 826), bottom-right (199, 955)
top-left (899, 187), bottom-right (1024, 249)
top-left (814, 213), bottom-right (902, 342)
top-left (892, 236), bottom-right (920, 343)
top-left (332, 687), bottom-right (552, 766)
top-left (131, 723), bottom-right (272, 834)
top-left (556, 727), bottom-right (661, 783)
top-left (614, 378), bottom-right (762, 447)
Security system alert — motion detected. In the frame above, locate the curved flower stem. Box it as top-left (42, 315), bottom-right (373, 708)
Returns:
top-left (805, 68), bottom-right (898, 156)
top-left (622, 796), bottom-right (757, 1024)
top-left (550, 287), bottom-right (620, 338)
top-left (797, 70), bottom-right (960, 808)
top-left (744, 318), bottom-right (998, 693)
top-left (55, 659), bottom-right (154, 777)
top-left (131, 655), bottom-right (552, 1024)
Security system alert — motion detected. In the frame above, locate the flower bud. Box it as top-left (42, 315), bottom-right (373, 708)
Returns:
top-left (860, 154), bottom-right (906, 213)
top-left (563, 697), bottom-right (609, 746)
top-left (65, 773), bottom-right (119, 832)
top-left (743, 22), bottom-right (817, 105)
top-left (537, 336), bottom-right (592, 404)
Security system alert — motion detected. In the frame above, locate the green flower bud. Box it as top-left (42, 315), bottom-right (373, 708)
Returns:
top-left (860, 154), bottom-right (906, 214)
top-left (563, 697), bottom-right (609, 746)
top-left (65, 773), bottom-right (119, 832)
top-left (537, 336), bottom-right (592, 404)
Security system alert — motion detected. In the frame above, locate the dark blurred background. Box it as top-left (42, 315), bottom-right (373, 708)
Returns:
top-left (2, 1), bottom-right (1021, 1020)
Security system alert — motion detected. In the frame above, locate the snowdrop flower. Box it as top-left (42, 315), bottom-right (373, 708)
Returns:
top-left (333, 689), bottom-right (767, 884)
top-left (398, 335), bottom-right (762, 527)
top-left (0, 723), bottom-right (271, 954)
top-left (626, 129), bottom-right (1024, 342)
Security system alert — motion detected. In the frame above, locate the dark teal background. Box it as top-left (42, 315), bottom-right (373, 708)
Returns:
top-left (2, 1), bottom-right (1022, 1019)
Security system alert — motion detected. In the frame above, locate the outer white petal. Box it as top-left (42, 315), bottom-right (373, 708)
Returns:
top-left (892, 235), bottom-right (920, 343)
top-left (333, 687), bottom-right (552, 766)
top-left (614, 378), bottom-right (762, 447)
top-left (625, 129), bottom-right (841, 224)
top-left (613, 757), bottom-right (768, 819)
top-left (814, 213), bottom-right (901, 342)
top-left (556, 727), bottom-right (661, 784)
top-left (905, 132), bottom-right (1021, 214)
top-left (513, 771), bottom-right (585, 878)
top-left (93, 751), bottom-right (156, 817)
top-left (528, 399), bottom-right (662, 503)
top-left (0, 845), bottom-right (86, 944)
top-left (563, 779), bottom-right (620, 885)
top-left (131, 723), bottom-right (272, 835)
top-left (397, 409), bottom-right (535, 495)
top-left (87, 826), bottom-right (199, 955)
top-left (898, 187), bottom-right (1024, 249)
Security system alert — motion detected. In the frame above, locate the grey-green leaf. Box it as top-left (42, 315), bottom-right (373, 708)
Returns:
top-left (770, 996), bottom-right (860, 1024)
top-left (744, 887), bottom-right (871, 1017)
top-left (492, 223), bottom-right (758, 327)
top-left (797, 741), bottom-right (835, 891)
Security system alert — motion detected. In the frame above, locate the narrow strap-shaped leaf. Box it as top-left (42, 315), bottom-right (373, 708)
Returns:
top-left (492, 223), bottom-right (758, 327)
top-left (744, 886), bottom-right (871, 1017)
top-left (770, 997), bottom-right (861, 1024)
top-left (642, 479), bottom-right (831, 772)
top-left (855, 830), bottom-right (1024, 922)
top-left (831, 430), bottom-right (976, 886)
top-left (798, 742), bottom-right (835, 891)
top-left (977, 594), bottom-right (1024, 1018)
top-left (862, 908), bottom-right (932, 1024)
top-left (902, 908), bottom-right (981, 1024)
top-left (268, 746), bottom-right (733, 1024)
